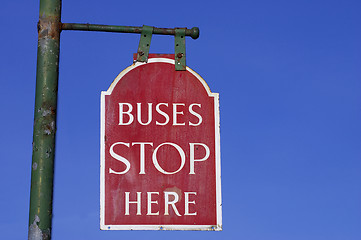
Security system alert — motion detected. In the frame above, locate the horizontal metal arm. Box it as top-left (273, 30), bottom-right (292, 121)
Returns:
top-left (61, 23), bottom-right (200, 39)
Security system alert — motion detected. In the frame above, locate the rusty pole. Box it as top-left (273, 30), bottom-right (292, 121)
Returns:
top-left (28, 0), bottom-right (61, 239)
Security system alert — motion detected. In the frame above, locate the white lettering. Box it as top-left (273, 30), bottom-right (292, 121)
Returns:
top-left (189, 143), bottom-right (210, 174)
top-left (109, 142), bottom-right (131, 174)
top-left (155, 103), bottom-right (169, 125)
top-left (117, 103), bottom-right (203, 126)
top-left (164, 192), bottom-right (181, 216)
top-left (119, 103), bottom-right (134, 125)
top-left (109, 142), bottom-right (211, 175)
top-left (172, 103), bottom-right (185, 126)
top-left (189, 103), bottom-right (202, 126)
top-left (125, 192), bottom-right (142, 215)
top-left (147, 192), bottom-right (159, 215)
top-left (131, 142), bottom-right (153, 174)
top-left (184, 192), bottom-right (197, 215)
top-left (152, 143), bottom-right (186, 174)
top-left (123, 191), bottom-right (197, 216)
top-left (137, 103), bottom-right (152, 125)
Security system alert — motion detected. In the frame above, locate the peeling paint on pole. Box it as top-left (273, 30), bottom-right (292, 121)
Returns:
top-left (28, 215), bottom-right (49, 240)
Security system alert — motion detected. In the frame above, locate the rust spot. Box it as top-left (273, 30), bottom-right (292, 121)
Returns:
top-left (38, 16), bottom-right (61, 40)
top-left (51, 107), bottom-right (56, 115)
top-left (44, 121), bottom-right (55, 135)
top-left (134, 27), bottom-right (142, 33)
top-left (164, 186), bottom-right (182, 201)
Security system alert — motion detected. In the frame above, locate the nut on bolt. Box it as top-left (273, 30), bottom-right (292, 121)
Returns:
top-left (177, 53), bottom-right (184, 58)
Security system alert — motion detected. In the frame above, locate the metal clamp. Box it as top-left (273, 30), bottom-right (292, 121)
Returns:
top-left (136, 25), bottom-right (153, 62)
top-left (175, 28), bottom-right (186, 71)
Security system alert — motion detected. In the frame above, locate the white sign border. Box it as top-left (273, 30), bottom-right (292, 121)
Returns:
top-left (100, 58), bottom-right (222, 231)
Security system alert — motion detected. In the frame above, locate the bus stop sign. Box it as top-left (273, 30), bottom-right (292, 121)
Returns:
top-left (100, 54), bottom-right (222, 231)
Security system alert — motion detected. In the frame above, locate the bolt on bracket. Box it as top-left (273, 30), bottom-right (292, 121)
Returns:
top-left (175, 28), bottom-right (186, 71)
top-left (136, 25), bottom-right (153, 62)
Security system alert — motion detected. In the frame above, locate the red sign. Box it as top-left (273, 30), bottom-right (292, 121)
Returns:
top-left (100, 54), bottom-right (221, 231)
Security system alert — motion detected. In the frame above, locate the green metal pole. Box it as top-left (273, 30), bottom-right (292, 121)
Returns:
top-left (28, 0), bottom-right (61, 239)
top-left (61, 23), bottom-right (200, 39)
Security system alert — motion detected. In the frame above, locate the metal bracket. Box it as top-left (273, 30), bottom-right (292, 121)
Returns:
top-left (136, 25), bottom-right (153, 62)
top-left (175, 28), bottom-right (186, 71)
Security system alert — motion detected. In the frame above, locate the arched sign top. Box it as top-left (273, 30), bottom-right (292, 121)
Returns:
top-left (105, 58), bottom-right (217, 98)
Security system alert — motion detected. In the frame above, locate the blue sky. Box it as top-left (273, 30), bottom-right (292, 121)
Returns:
top-left (1, 0), bottom-right (361, 239)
